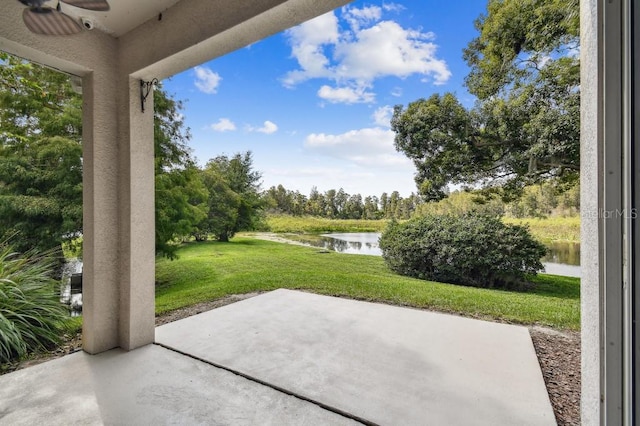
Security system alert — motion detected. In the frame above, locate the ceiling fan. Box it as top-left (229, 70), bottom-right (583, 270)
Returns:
top-left (18, 0), bottom-right (110, 36)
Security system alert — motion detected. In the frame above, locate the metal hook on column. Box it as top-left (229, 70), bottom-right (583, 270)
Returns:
top-left (140, 78), bottom-right (159, 113)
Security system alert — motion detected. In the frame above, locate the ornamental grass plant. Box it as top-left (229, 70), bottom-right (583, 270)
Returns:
top-left (0, 244), bottom-right (69, 363)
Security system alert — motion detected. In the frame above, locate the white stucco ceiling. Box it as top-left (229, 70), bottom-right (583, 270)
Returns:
top-left (28, 0), bottom-right (183, 37)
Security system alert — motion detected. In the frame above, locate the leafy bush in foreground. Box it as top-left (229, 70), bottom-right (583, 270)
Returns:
top-left (379, 214), bottom-right (547, 289)
top-left (0, 245), bottom-right (69, 363)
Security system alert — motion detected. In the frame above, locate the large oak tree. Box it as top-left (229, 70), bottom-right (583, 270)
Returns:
top-left (392, 0), bottom-right (579, 201)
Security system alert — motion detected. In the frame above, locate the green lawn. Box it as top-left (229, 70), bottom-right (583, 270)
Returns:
top-left (155, 237), bottom-right (580, 330)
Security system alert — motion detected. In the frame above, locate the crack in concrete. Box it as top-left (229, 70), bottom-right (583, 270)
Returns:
top-left (153, 342), bottom-right (376, 426)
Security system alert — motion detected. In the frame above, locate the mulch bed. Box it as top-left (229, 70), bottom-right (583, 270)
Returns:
top-left (530, 327), bottom-right (581, 425)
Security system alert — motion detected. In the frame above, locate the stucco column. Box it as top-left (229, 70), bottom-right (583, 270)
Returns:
top-left (82, 68), bottom-right (155, 353)
top-left (116, 76), bottom-right (156, 350)
top-left (82, 66), bottom-right (121, 354)
top-left (580, 0), bottom-right (600, 423)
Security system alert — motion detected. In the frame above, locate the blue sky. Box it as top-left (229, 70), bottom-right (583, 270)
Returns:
top-left (162, 1), bottom-right (487, 197)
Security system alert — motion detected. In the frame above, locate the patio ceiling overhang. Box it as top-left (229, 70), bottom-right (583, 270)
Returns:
top-left (0, 0), bottom-right (351, 355)
top-left (1, 0), bottom-right (350, 80)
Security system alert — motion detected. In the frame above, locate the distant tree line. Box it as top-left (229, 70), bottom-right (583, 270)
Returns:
top-left (262, 185), bottom-right (421, 220)
top-left (262, 182), bottom-right (580, 221)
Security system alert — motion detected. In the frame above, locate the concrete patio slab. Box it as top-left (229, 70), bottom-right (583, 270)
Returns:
top-left (156, 289), bottom-right (555, 425)
top-left (0, 344), bottom-right (359, 425)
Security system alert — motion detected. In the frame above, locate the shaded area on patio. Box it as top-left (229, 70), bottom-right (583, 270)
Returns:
top-left (0, 289), bottom-right (555, 425)
top-left (0, 344), bottom-right (357, 425)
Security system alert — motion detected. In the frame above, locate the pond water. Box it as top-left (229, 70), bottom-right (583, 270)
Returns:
top-left (290, 233), bottom-right (582, 278)
top-left (540, 241), bottom-right (581, 278)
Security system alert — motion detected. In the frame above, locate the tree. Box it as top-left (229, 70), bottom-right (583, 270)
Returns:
top-left (363, 196), bottom-right (381, 219)
top-left (335, 188), bottom-right (348, 218)
top-left (390, 191), bottom-right (402, 216)
top-left (0, 52), bottom-right (205, 259)
top-left (343, 194), bottom-right (364, 219)
top-left (0, 53), bottom-right (83, 255)
top-left (153, 86), bottom-right (208, 258)
top-left (290, 191), bottom-right (307, 216)
top-left (324, 189), bottom-right (337, 218)
top-left (155, 164), bottom-right (208, 256)
top-left (392, 0), bottom-right (579, 201)
top-left (200, 152), bottom-right (263, 242)
top-left (263, 184), bottom-right (294, 215)
top-left (380, 192), bottom-right (389, 217)
top-left (306, 186), bottom-right (324, 216)
top-left (199, 165), bottom-right (240, 242)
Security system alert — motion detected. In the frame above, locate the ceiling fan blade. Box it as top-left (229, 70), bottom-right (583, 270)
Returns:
top-left (18, 0), bottom-right (48, 6)
top-left (23, 8), bottom-right (82, 35)
top-left (61, 0), bottom-right (110, 11)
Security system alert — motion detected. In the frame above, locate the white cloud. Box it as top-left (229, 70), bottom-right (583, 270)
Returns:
top-left (372, 105), bottom-right (394, 127)
top-left (282, 6), bottom-right (451, 103)
top-left (282, 12), bottom-right (339, 88)
top-left (304, 127), bottom-right (411, 168)
top-left (335, 21), bottom-right (449, 83)
top-left (256, 120), bottom-right (278, 134)
top-left (382, 3), bottom-right (405, 13)
top-left (318, 84), bottom-right (375, 104)
top-left (342, 5), bottom-right (382, 31)
top-left (194, 66), bottom-right (222, 94)
top-left (211, 118), bottom-right (236, 132)
top-left (391, 86), bottom-right (403, 97)
top-left (246, 120), bottom-right (279, 134)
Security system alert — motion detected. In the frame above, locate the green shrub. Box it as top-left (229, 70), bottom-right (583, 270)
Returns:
top-left (379, 214), bottom-right (547, 289)
top-left (0, 245), bottom-right (70, 363)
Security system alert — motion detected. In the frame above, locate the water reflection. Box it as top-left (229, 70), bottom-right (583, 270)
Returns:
top-left (288, 233), bottom-right (581, 278)
top-left (542, 241), bottom-right (580, 266)
top-left (60, 258), bottom-right (83, 316)
top-left (319, 233), bottom-right (382, 256)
